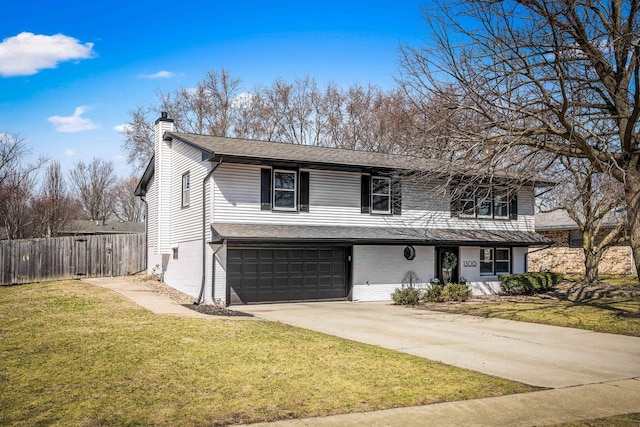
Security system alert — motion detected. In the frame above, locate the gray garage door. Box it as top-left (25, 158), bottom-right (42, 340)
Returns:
top-left (227, 247), bottom-right (347, 304)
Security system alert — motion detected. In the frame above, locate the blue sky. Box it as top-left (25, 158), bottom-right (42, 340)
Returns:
top-left (1, 0), bottom-right (428, 178)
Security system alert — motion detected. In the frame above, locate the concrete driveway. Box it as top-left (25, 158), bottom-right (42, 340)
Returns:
top-left (235, 301), bottom-right (640, 389)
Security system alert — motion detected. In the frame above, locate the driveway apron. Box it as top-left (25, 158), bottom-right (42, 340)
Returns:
top-left (235, 301), bottom-right (640, 389)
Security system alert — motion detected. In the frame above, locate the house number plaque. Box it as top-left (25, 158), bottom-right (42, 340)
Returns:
top-left (463, 260), bottom-right (477, 267)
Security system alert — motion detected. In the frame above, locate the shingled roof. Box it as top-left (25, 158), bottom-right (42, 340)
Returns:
top-left (210, 223), bottom-right (553, 246)
top-left (165, 131), bottom-right (447, 171)
top-left (136, 131), bottom-right (554, 196)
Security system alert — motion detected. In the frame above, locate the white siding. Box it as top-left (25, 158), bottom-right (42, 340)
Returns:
top-left (213, 243), bottom-right (228, 305)
top-left (170, 140), bottom-right (209, 243)
top-left (352, 245), bottom-right (435, 302)
top-left (513, 247), bottom-right (528, 274)
top-left (162, 239), bottom-right (202, 298)
top-left (155, 119), bottom-right (175, 254)
top-left (459, 246), bottom-right (527, 295)
top-left (212, 163), bottom-right (536, 232)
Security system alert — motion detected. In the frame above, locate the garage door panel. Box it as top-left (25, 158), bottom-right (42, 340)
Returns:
top-left (275, 262), bottom-right (289, 274)
top-left (228, 246), bottom-right (348, 304)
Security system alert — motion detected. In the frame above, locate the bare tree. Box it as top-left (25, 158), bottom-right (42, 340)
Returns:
top-left (543, 159), bottom-right (628, 284)
top-left (0, 133), bottom-right (45, 239)
top-left (399, 0), bottom-right (640, 278)
top-left (158, 68), bottom-right (242, 136)
top-left (112, 176), bottom-right (144, 222)
top-left (69, 158), bottom-right (115, 221)
top-left (119, 106), bottom-right (155, 173)
top-left (31, 160), bottom-right (75, 237)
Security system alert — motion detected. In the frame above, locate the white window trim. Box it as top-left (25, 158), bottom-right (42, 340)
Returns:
top-left (456, 186), bottom-right (512, 220)
top-left (181, 172), bottom-right (190, 208)
top-left (371, 176), bottom-right (391, 214)
top-left (480, 247), bottom-right (511, 276)
top-left (273, 169), bottom-right (297, 211)
top-left (480, 247), bottom-right (494, 276)
top-left (495, 247), bottom-right (511, 275)
top-left (476, 187), bottom-right (493, 219)
top-left (493, 188), bottom-right (510, 219)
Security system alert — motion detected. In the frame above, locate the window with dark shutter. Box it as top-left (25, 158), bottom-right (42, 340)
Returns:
top-left (260, 168), bottom-right (272, 210)
top-left (361, 175), bottom-right (371, 214)
top-left (509, 192), bottom-right (518, 220)
top-left (299, 171), bottom-right (310, 212)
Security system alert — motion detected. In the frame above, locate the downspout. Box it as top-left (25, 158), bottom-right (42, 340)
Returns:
top-left (195, 157), bottom-right (223, 305)
top-left (141, 196), bottom-right (148, 274)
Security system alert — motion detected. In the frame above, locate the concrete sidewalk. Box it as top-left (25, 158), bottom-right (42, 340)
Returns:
top-left (84, 277), bottom-right (211, 318)
top-left (83, 278), bottom-right (640, 426)
top-left (247, 379), bottom-right (640, 427)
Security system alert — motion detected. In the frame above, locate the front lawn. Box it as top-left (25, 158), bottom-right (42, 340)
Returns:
top-left (423, 277), bottom-right (640, 336)
top-left (427, 297), bottom-right (640, 336)
top-left (0, 281), bottom-right (537, 426)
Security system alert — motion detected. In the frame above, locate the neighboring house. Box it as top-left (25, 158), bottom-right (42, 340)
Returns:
top-left (136, 113), bottom-right (552, 305)
top-left (60, 220), bottom-right (145, 236)
top-left (529, 210), bottom-right (636, 276)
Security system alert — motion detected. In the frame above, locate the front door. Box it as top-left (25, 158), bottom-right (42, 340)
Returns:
top-left (436, 247), bottom-right (459, 284)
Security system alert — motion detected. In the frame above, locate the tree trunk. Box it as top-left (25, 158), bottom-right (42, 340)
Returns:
top-left (625, 170), bottom-right (640, 282)
top-left (584, 248), bottom-right (600, 286)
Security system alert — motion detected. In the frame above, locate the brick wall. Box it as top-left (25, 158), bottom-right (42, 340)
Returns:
top-left (530, 230), bottom-right (636, 275)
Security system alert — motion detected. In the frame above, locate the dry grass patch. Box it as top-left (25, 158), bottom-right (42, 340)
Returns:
top-left (0, 281), bottom-right (537, 426)
top-left (424, 278), bottom-right (640, 337)
top-left (554, 412), bottom-right (640, 426)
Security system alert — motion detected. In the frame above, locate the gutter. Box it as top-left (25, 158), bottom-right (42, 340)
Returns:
top-left (195, 157), bottom-right (224, 305)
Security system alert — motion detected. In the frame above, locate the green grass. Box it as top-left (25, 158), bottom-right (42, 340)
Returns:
top-left (564, 275), bottom-right (640, 287)
top-left (429, 298), bottom-right (640, 336)
top-left (0, 281), bottom-right (537, 426)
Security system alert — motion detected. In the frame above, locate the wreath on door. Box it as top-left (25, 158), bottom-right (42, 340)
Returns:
top-left (442, 252), bottom-right (458, 270)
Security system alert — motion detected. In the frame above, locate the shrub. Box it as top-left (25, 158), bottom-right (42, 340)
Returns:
top-left (422, 283), bottom-right (472, 302)
top-left (440, 283), bottom-right (472, 302)
top-left (423, 285), bottom-right (443, 302)
top-left (391, 287), bottom-right (422, 305)
top-left (499, 272), bottom-right (563, 295)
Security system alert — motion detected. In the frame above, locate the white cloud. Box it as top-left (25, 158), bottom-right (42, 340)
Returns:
top-left (232, 92), bottom-right (257, 109)
top-left (112, 154), bottom-right (127, 161)
top-left (48, 106), bottom-right (99, 133)
top-left (138, 70), bottom-right (174, 79)
top-left (113, 123), bottom-right (130, 133)
top-left (64, 149), bottom-right (76, 156)
top-left (0, 32), bottom-right (95, 77)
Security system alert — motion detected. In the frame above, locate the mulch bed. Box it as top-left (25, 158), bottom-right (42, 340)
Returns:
top-left (127, 274), bottom-right (252, 317)
top-left (420, 280), bottom-right (640, 309)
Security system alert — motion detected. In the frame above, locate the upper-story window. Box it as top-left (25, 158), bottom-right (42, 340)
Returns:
top-left (261, 168), bottom-right (310, 213)
top-left (361, 175), bottom-right (401, 215)
top-left (453, 186), bottom-right (515, 220)
top-left (371, 177), bottom-right (391, 214)
top-left (181, 172), bottom-right (190, 207)
top-left (273, 170), bottom-right (297, 211)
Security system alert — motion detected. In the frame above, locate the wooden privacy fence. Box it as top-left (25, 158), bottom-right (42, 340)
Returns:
top-left (0, 234), bottom-right (146, 285)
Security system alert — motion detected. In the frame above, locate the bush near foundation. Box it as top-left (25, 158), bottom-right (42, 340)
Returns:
top-left (391, 287), bottom-right (423, 305)
top-left (499, 272), bottom-right (563, 295)
top-left (422, 283), bottom-right (472, 303)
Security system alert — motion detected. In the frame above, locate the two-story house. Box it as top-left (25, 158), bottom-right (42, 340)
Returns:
top-left (136, 113), bottom-right (552, 305)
